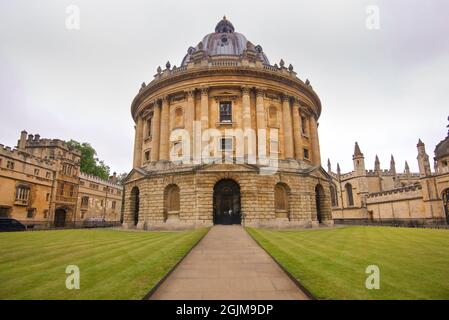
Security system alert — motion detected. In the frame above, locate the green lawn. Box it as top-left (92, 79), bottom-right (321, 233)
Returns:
top-left (247, 226), bottom-right (449, 300)
top-left (0, 228), bottom-right (208, 300)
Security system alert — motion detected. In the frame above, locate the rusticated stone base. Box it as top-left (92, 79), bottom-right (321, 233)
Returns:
top-left (123, 163), bottom-right (334, 230)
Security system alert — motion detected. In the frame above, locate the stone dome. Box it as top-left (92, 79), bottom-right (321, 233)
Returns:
top-left (181, 17), bottom-right (270, 66)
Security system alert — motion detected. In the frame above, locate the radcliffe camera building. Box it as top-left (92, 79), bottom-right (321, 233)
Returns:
top-left (123, 17), bottom-right (334, 229)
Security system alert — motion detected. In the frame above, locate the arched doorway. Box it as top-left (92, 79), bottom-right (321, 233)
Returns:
top-left (54, 208), bottom-right (67, 228)
top-left (315, 184), bottom-right (325, 224)
top-left (130, 187), bottom-right (140, 226)
top-left (213, 179), bottom-right (241, 225)
top-left (443, 189), bottom-right (449, 224)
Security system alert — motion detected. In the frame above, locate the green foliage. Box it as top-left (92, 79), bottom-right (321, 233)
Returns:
top-left (66, 140), bottom-right (110, 180)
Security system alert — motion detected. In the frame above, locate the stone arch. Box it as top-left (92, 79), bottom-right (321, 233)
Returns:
top-left (315, 184), bottom-right (326, 223)
top-left (345, 183), bottom-right (354, 207)
top-left (442, 188), bottom-right (449, 224)
top-left (329, 185), bottom-right (338, 207)
top-left (130, 186), bottom-right (140, 226)
top-left (164, 184), bottom-right (180, 222)
top-left (54, 207), bottom-right (67, 228)
top-left (274, 182), bottom-right (290, 220)
top-left (213, 179), bottom-right (241, 225)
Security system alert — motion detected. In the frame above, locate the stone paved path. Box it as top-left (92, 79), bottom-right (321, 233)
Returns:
top-left (149, 225), bottom-right (309, 300)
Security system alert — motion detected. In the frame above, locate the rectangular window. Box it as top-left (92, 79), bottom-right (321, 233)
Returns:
top-left (46, 172), bottom-right (51, 179)
top-left (101, 200), bottom-right (104, 207)
top-left (301, 116), bottom-right (308, 135)
top-left (220, 137), bottom-right (233, 151)
top-left (34, 168), bottom-right (39, 175)
top-left (81, 196), bottom-right (89, 207)
top-left (27, 208), bottom-right (35, 219)
top-left (303, 148), bottom-right (310, 160)
top-left (16, 186), bottom-right (30, 202)
top-left (147, 118), bottom-right (152, 138)
top-left (46, 193), bottom-right (50, 201)
top-left (112, 201), bottom-right (116, 210)
top-left (60, 183), bottom-right (65, 196)
top-left (219, 101), bottom-right (232, 123)
top-left (145, 151), bottom-right (150, 162)
top-left (7, 161), bottom-right (15, 170)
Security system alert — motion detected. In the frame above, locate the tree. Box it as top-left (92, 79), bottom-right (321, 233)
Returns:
top-left (66, 140), bottom-right (110, 180)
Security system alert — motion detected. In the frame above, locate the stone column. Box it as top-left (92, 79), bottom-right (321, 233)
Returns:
top-left (291, 97), bottom-right (303, 160)
top-left (200, 87), bottom-right (209, 161)
top-left (150, 101), bottom-right (161, 162)
top-left (132, 116), bottom-right (144, 168)
top-left (185, 89), bottom-right (195, 160)
top-left (310, 115), bottom-right (321, 165)
top-left (159, 96), bottom-right (170, 161)
top-left (200, 87), bottom-right (209, 131)
top-left (242, 87), bottom-right (251, 130)
top-left (242, 86), bottom-right (253, 161)
top-left (255, 88), bottom-right (266, 160)
top-left (282, 94), bottom-right (294, 159)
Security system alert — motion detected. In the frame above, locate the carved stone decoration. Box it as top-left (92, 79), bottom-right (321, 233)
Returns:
top-left (166, 61), bottom-right (171, 70)
top-left (255, 87), bottom-right (264, 97)
top-left (255, 45), bottom-right (263, 53)
top-left (198, 42), bottom-right (204, 50)
top-left (201, 87), bottom-right (209, 95)
top-left (279, 59), bottom-right (285, 68)
top-left (305, 79), bottom-right (310, 86)
top-left (241, 86), bottom-right (250, 95)
top-left (288, 64), bottom-right (294, 71)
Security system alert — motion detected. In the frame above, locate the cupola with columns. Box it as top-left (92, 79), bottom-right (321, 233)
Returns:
top-left (131, 17), bottom-right (323, 170)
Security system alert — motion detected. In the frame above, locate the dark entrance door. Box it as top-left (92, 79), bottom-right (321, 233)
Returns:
top-left (443, 189), bottom-right (449, 224)
top-left (213, 179), bottom-right (241, 225)
top-left (54, 208), bottom-right (66, 228)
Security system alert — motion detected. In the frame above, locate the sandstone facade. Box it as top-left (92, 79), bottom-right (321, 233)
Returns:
top-left (123, 17), bottom-right (333, 229)
top-left (0, 131), bottom-right (123, 228)
top-left (329, 133), bottom-right (449, 226)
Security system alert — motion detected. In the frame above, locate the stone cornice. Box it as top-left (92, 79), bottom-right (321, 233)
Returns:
top-left (131, 66), bottom-right (322, 121)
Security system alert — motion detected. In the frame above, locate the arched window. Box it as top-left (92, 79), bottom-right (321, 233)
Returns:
top-left (174, 107), bottom-right (184, 128)
top-left (165, 184), bottom-right (180, 212)
top-left (330, 185), bottom-right (338, 207)
top-left (274, 183), bottom-right (289, 211)
top-left (442, 188), bottom-right (449, 224)
top-left (345, 183), bottom-right (354, 207)
top-left (268, 106), bottom-right (278, 127)
top-left (130, 187), bottom-right (139, 226)
top-left (315, 184), bottom-right (325, 223)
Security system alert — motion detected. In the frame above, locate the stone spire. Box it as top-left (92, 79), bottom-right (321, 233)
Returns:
top-left (417, 139), bottom-right (431, 177)
top-left (353, 142), bottom-right (366, 175)
top-left (337, 162), bottom-right (341, 177)
top-left (374, 155), bottom-right (381, 172)
top-left (327, 158), bottom-right (332, 174)
top-left (404, 161), bottom-right (410, 174)
top-left (353, 142), bottom-right (363, 158)
top-left (390, 155), bottom-right (396, 175)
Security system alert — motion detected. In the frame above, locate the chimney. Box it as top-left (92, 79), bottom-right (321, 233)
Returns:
top-left (18, 130), bottom-right (27, 150)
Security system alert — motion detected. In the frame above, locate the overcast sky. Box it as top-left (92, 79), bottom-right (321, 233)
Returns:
top-left (1, 0), bottom-right (448, 174)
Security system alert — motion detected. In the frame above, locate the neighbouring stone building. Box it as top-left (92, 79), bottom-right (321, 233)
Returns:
top-left (123, 17), bottom-right (334, 229)
top-left (329, 127), bottom-right (449, 226)
top-left (0, 131), bottom-right (123, 228)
